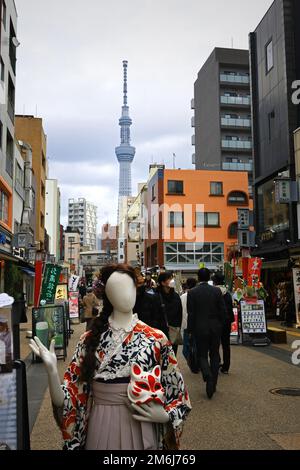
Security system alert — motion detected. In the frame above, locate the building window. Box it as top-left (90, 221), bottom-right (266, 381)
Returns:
top-left (69, 237), bottom-right (75, 243)
top-left (2, 1), bottom-right (6, 29)
top-left (265, 39), bottom-right (274, 73)
top-left (210, 182), bottom-right (223, 196)
top-left (196, 212), bottom-right (220, 227)
top-left (0, 189), bottom-right (9, 225)
top-left (151, 184), bottom-right (155, 201)
top-left (167, 180), bottom-right (184, 194)
top-left (41, 213), bottom-right (44, 228)
top-left (41, 182), bottom-right (45, 199)
top-left (268, 110), bottom-right (275, 142)
top-left (42, 151), bottom-right (46, 170)
top-left (6, 130), bottom-right (14, 177)
top-left (7, 74), bottom-right (15, 123)
top-left (0, 57), bottom-right (4, 82)
top-left (228, 222), bottom-right (238, 239)
top-left (168, 211), bottom-right (184, 227)
top-left (9, 19), bottom-right (17, 74)
top-left (227, 191), bottom-right (248, 205)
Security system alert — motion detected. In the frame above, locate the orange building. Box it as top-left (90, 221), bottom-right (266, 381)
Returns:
top-left (145, 168), bottom-right (252, 274)
top-left (15, 116), bottom-right (47, 250)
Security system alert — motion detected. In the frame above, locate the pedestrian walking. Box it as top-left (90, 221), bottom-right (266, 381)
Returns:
top-left (180, 278), bottom-right (197, 360)
top-left (212, 272), bottom-right (235, 374)
top-left (187, 268), bottom-right (227, 399)
top-left (133, 274), bottom-right (168, 335)
top-left (156, 271), bottom-right (182, 356)
top-left (82, 287), bottom-right (101, 331)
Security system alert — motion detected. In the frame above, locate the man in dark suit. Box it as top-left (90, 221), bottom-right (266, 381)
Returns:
top-left (187, 268), bottom-right (227, 398)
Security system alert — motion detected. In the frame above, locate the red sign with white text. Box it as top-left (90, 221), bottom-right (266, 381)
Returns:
top-left (248, 258), bottom-right (262, 287)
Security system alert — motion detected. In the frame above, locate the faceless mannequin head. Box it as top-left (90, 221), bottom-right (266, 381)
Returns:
top-left (105, 271), bottom-right (136, 313)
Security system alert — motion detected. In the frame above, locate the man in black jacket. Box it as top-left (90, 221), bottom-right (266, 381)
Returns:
top-left (212, 272), bottom-right (235, 374)
top-left (155, 271), bottom-right (183, 355)
top-left (187, 268), bottom-right (227, 398)
top-left (133, 282), bottom-right (168, 336)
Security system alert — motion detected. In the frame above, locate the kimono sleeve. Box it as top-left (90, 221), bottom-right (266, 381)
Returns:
top-left (53, 336), bottom-right (92, 450)
top-left (160, 336), bottom-right (191, 444)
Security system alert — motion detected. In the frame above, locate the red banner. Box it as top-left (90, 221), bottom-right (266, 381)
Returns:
top-left (34, 261), bottom-right (43, 307)
top-left (248, 258), bottom-right (262, 287)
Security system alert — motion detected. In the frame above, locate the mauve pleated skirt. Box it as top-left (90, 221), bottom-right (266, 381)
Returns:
top-left (85, 380), bottom-right (158, 450)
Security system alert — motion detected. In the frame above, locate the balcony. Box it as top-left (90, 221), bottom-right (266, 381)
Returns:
top-left (191, 135), bottom-right (195, 146)
top-left (221, 117), bottom-right (251, 128)
top-left (191, 98), bottom-right (195, 110)
top-left (191, 116), bottom-right (195, 128)
top-left (222, 140), bottom-right (252, 150)
top-left (222, 161), bottom-right (253, 171)
top-left (220, 74), bottom-right (250, 85)
top-left (220, 95), bottom-right (251, 106)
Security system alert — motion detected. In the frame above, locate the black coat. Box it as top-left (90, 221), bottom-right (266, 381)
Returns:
top-left (222, 290), bottom-right (235, 324)
top-left (133, 286), bottom-right (168, 335)
top-left (187, 282), bottom-right (227, 336)
top-left (155, 287), bottom-right (183, 329)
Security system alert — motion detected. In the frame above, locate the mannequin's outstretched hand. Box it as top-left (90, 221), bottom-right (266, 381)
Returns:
top-left (131, 401), bottom-right (169, 424)
top-left (29, 337), bottom-right (58, 375)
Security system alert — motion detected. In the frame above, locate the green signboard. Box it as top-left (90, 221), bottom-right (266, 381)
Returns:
top-left (39, 264), bottom-right (62, 306)
top-left (32, 305), bottom-right (67, 360)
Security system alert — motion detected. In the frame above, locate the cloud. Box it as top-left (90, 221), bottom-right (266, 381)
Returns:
top-left (15, 0), bottom-right (274, 230)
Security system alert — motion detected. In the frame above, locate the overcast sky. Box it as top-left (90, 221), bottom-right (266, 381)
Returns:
top-left (15, 0), bottom-right (273, 230)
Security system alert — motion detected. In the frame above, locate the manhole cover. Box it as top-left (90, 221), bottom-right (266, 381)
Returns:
top-left (270, 388), bottom-right (300, 397)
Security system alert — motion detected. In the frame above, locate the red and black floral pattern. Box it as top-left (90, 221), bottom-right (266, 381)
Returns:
top-left (59, 321), bottom-right (191, 450)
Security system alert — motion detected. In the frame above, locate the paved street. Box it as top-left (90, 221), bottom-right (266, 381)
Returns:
top-left (21, 322), bottom-right (300, 450)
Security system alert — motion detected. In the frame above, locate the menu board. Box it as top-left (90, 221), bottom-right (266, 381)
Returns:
top-left (240, 300), bottom-right (267, 334)
top-left (0, 371), bottom-right (17, 449)
top-left (32, 305), bottom-right (65, 350)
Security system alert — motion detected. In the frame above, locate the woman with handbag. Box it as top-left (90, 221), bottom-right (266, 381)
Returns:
top-left (82, 287), bottom-right (101, 331)
top-left (156, 272), bottom-right (183, 356)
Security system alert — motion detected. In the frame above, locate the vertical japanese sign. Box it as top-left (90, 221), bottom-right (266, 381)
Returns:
top-left (39, 264), bottom-right (62, 306)
top-left (248, 258), bottom-right (262, 287)
top-left (68, 275), bottom-right (80, 293)
top-left (292, 268), bottom-right (300, 327)
top-left (68, 292), bottom-right (79, 319)
top-left (55, 284), bottom-right (68, 302)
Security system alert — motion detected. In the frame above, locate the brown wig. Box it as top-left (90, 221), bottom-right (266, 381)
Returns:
top-left (80, 264), bottom-right (138, 383)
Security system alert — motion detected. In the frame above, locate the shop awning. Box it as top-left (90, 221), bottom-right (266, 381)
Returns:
top-left (19, 267), bottom-right (35, 277)
top-left (262, 259), bottom-right (289, 270)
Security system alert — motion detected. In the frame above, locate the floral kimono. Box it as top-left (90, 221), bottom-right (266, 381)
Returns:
top-left (54, 315), bottom-right (191, 450)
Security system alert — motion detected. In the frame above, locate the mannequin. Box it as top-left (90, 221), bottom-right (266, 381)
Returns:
top-left (30, 264), bottom-right (191, 450)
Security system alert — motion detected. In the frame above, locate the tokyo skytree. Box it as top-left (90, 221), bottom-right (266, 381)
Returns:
top-left (115, 60), bottom-right (136, 197)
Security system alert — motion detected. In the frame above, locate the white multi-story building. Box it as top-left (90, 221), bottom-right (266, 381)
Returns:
top-left (45, 179), bottom-right (61, 261)
top-left (68, 198), bottom-right (97, 250)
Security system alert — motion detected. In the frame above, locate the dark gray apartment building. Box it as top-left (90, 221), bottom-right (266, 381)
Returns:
top-left (250, 0), bottom-right (300, 322)
top-left (192, 48), bottom-right (253, 194)
top-left (250, 0), bottom-right (300, 260)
